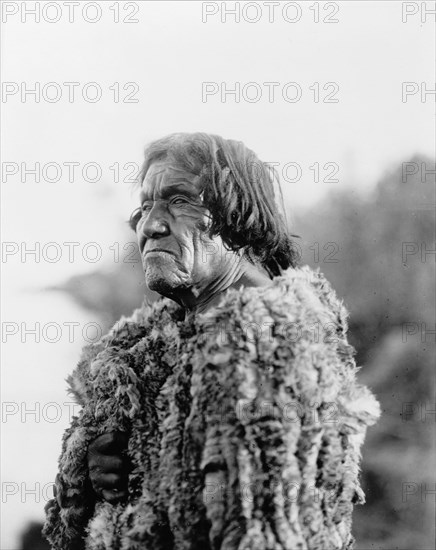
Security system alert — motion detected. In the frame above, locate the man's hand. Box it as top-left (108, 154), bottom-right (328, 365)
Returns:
top-left (87, 431), bottom-right (130, 504)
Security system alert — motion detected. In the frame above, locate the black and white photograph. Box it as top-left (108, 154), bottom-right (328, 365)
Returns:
top-left (1, 1), bottom-right (435, 549)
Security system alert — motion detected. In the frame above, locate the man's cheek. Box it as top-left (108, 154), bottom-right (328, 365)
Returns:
top-left (185, 206), bottom-right (211, 232)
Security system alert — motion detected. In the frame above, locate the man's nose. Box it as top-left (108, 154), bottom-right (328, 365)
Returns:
top-left (137, 202), bottom-right (170, 251)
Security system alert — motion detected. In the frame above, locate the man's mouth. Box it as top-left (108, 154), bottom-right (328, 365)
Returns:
top-left (144, 249), bottom-right (175, 257)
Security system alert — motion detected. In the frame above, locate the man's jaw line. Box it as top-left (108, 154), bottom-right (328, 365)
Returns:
top-left (143, 252), bottom-right (270, 315)
top-left (163, 260), bottom-right (245, 314)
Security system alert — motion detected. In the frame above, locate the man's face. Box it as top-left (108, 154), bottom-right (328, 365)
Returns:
top-left (133, 160), bottom-right (234, 298)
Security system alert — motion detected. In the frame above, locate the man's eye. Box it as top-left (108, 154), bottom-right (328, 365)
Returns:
top-left (171, 197), bottom-right (188, 205)
top-left (141, 202), bottom-right (153, 211)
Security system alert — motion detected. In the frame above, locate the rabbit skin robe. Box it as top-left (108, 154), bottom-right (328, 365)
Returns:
top-left (44, 266), bottom-right (380, 550)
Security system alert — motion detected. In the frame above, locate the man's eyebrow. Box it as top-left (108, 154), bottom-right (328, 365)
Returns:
top-left (139, 182), bottom-right (198, 202)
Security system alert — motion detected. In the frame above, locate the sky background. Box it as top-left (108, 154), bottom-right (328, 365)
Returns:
top-left (1, 1), bottom-right (435, 548)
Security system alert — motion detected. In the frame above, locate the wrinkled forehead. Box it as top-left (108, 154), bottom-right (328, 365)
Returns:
top-left (141, 161), bottom-right (203, 196)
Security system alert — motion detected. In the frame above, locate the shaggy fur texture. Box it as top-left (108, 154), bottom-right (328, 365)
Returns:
top-left (44, 266), bottom-right (380, 550)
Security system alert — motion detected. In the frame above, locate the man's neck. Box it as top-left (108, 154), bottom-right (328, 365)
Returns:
top-left (173, 260), bottom-right (273, 317)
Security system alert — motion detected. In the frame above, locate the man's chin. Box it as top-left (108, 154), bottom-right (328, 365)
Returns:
top-left (144, 262), bottom-right (189, 296)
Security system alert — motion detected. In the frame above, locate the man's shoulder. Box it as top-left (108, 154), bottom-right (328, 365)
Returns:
top-left (105, 296), bottom-right (183, 341)
top-left (198, 266), bottom-right (349, 336)
top-left (67, 297), bottom-right (182, 405)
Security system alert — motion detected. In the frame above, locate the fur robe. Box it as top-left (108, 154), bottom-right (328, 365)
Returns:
top-left (44, 266), bottom-right (380, 550)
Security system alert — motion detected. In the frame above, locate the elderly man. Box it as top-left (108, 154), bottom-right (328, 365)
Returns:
top-left (44, 133), bottom-right (379, 550)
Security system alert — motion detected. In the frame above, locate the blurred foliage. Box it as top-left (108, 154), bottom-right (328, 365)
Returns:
top-left (56, 155), bottom-right (435, 550)
top-left (295, 156), bottom-right (435, 550)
